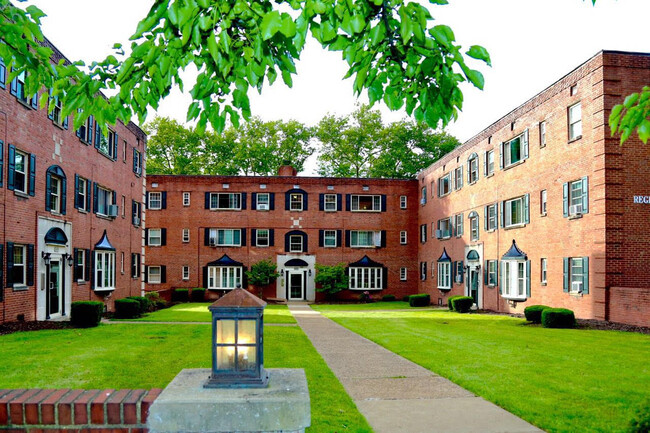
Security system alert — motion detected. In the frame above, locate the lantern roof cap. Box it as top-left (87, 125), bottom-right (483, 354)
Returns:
top-left (209, 288), bottom-right (267, 309)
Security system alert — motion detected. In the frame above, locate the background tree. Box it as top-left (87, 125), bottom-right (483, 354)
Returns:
top-left (314, 264), bottom-right (349, 300)
top-left (246, 259), bottom-right (280, 299)
top-left (143, 117), bottom-right (204, 174)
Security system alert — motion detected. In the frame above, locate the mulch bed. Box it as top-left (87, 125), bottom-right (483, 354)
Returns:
top-left (0, 321), bottom-right (71, 336)
top-left (576, 318), bottom-right (650, 334)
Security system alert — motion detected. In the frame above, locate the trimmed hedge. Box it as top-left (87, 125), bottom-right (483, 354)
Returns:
top-left (171, 288), bottom-right (190, 303)
top-left (448, 296), bottom-right (461, 311)
top-left (402, 295), bottom-right (411, 302)
top-left (126, 296), bottom-right (151, 315)
top-left (114, 298), bottom-right (141, 319)
top-left (524, 305), bottom-right (550, 324)
top-left (541, 308), bottom-right (576, 329)
top-left (452, 296), bottom-right (474, 313)
top-left (191, 288), bottom-right (206, 302)
top-left (409, 294), bottom-right (430, 307)
top-left (381, 294), bottom-right (396, 302)
top-left (70, 301), bottom-right (103, 328)
top-left (628, 399), bottom-right (650, 433)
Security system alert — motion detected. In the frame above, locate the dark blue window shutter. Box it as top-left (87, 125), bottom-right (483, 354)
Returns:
top-left (85, 249), bottom-right (91, 281)
top-left (336, 194), bottom-right (342, 211)
top-left (160, 266), bottom-right (166, 284)
top-left (85, 180), bottom-right (91, 211)
top-left (499, 261), bottom-right (504, 295)
top-left (10, 74), bottom-right (17, 96)
top-left (0, 244), bottom-right (3, 296)
top-left (381, 195), bottom-right (387, 212)
top-left (112, 132), bottom-right (118, 160)
top-left (251, 193), bottom-right (257, 210)
top-left (74, 175), bottom-right (80, 209)
top-left (240, 229), bottom-right (247, 246)
top-left (6, 242), bottom-right (14, 286)
top-left (132, 148), bottom-right (137, 173)
top-left (581, 176), bottom-right (589, 214)
top-left (336, 230), bottom-right (342, 247)
top-left (111, 189), bottom-right (116, 206)
top-left (523, 129), bottom-right (529, 160)
top-left (563, 258), bottom-right (569, 292)
top-left (204, 228), bottom-right (210, 246)
top-left (495, 204), bottom-right (499, 228)
top-left (302, 193), bottom-right (308, 210)
top-left (285, 192), bottom-right (291, 210)
top-left (499, 201), bottom-right (504, 228)
top-left (345, 230), bottom-right (350, 247)
top-left (452, 262), bottom-right (457, 282)
top-left (131, 200), bottom-right (136, 224)
top-left (499, 142), bottom-right (504, 169)
top-left (284, 233), bottom-right (290, 252)
top-left (94, 121), bottom-right (101, 148)
top-left (582, 257), bottom-right (589, 295)
top-left (269, 193), bottom-right (275, 210)
top-left (161, 228), bottom-right (167, 246)
top-left (28, 154), bottom-right (36, 196)
top-left (319, 194), bottom-right (324, 211)
top-left (242, 266), bottom-right (248, 289)
top-left (27, 244), bottom-right (34, 286)
top-left (61, 176), bottom-right (67, 215)
top-left (483, 151), bottom-right (488, 176)
top-left (251, 229), bottom-right (257, 247)
top-left (93, 182), bottom-right (99, 213)
top-left (203, 266), bottom-right (208, 288)
top-left (524, 194), bottom-right (530, 224)
top-left (143, 265), bottom-right (148, 283)
top-left (269, 229), bottom-right (275, 246)
top-left (204, 192), bottom-right (210, 209)
top-left (45, 172), bottom-right (52, 211)
top-left (0, 62), bottom-right (5, 89)
top-left (459, 261), bottom-right (464, 283)
top-left (73, 248), bottom-right (80, 281)
top-left (30, 93), bottom-right (38, 109)
top-left (484, 206), bottom-right (488, 230)
top-left (0, 140), bottom-right (3, 187)
top-left (48, 92), bottom-right (54, 120)
top-left (301, 232), bottom-right (308, 252)
top-left (483, 260), bottom-right (488, 285)
top-left (318, 230), bottom-right (324, 247)
top-left (526, 260), bottom-right (531, 297)
top-left (161, 191), bottom-right (167, 209)
top-left (382, 266), bottom-right (388, 290)
top-left (7, 144), bottom-right (15, 191)
top-left (241, 192), bottom-right (247, 210)
top-left (563, 182), bottom-right (569, 217)
top-left (63, 115), bottom-right (68, 130)
top-left (345, 194), bottom-right (351, 211)
top-left (381, 230), bottom-right (387, 248)
top-left (144, 229), bottom-right (149, 246)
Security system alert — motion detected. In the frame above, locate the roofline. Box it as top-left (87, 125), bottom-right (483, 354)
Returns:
top-left (147, 174), bottom-right (418, 182)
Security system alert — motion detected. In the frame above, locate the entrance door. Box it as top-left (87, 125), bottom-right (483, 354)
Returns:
top-left (48, 260), bottom-right (62, 317)
top-left (288, 271), bottom-right (304, 300)
top-left (469, 269), bottom-right (479, 306)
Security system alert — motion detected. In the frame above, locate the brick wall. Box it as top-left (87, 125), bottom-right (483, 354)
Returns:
top-left (609, 287), bottom-right (650, 327)
top-left (0, 388), bottom-right (160, 432)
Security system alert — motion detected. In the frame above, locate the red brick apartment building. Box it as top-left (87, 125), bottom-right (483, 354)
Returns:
top-left (417, 50), bottom-right (650, 327)
top-left (144, 167), bottom-right (419, 301)
top-left (0, 39), bottom-right (146, 323)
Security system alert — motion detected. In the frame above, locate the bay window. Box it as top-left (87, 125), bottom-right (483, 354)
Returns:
top-left (208, 266), bottom-right (242, 290)
top-left (349, 267), bottom-right (383, 290)
top-left (95, 250), bottom-right (115, 291)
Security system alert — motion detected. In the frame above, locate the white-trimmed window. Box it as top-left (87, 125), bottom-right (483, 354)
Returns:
top-left (455, 214), bottom-right (463, 237)
top-left (323, 230), bottom-right (337, 248)
top-left (75, 249), bottom-right (88, 282)
top-left (540, 121), bottom-right (547, 147)
top-left (77, 114), bottom-right (94, 144)
top-left (49, 176), bottom-right (61, 213)
top-left (400, 267), bottom-right (407, 281)
top-left (256, 193), bottom-right (270, 210)
top-left (570, 258), bottom-right (584, 293)
top-left (209, 229), bottom-right (241, 246)
top-left (210, 193), bottom-right (241, 210)
top-left (290, 193), bottom-right (303, 211)
top-left (351, 230), bottom-right (381, 248)
top-left (470, 214), bottom-right (479, 241)
top-left (351, 195), bottom-right (381, 212)
top-left (182, 266), bottom-right (190, 280)
top-left (324, 194), bottom-right (337, 211)
top-left (400, 231), bottom-right (407, 245)
top-left (182, 228), bottom-right (190, 243)
top-left (568, 102), bottom-right (582, 141)
top-left (420, 262), bottom-right (427, 281)
top-left (121, 252), bottom-right (125, 274)
top-left (437, 262), bottom-right (451, 289)
top-left (487, 260), bottom-right (498, 286)
top-left (148, 192), bottom-right (162, 210)
top-left (12, 245), bottom-right (26, 286)
top-left (569, 179), bottom-right (585, 214)
top-left (502, 260), bottom-right (528, 299)
top-left (504, 196), bottom-right (527, 228)
top-left (95, 251), bottom-right (115, 291)
top-left (148, 266), bottom-right (162, 284)
top-left (13, 70), bottom-right (29, 103)
top-left (453, 167), bottom-right (463, 190)
top-left (438, 173), bottom-right (451, 197)
top-left (289, 235), bottom-right (303, 252)
top-left (98, 129), bottom-right (118, 159)
top-left (486, 204), bottom-right (497, 231)
top-left (148, 229), bottom-right (162, 246)
top-left (541, 190), bottom-right (547, 215)
top-left (541, 258), bottom-right (547, 285)
top-left (437, 218), bottom-right (452, 239)
top-left (208, 266), bottom-right (242, 290)
top-left (468, 154), bottom-right (479, 184)
top-left (256, 229), bottom-right (270, 247)
top-left (421, 187), bottom-right (427, 204)
top-left (50, 94), bottom-right (64, 126)
top-left (132, 201), bottom-right (142, 226)
top-left (349, 267), bottom-right (383, 290)
top-left (183, 192), bottom-right (190, 206)
top-left (486, 149), bottom-right (495, 176)
top-left (131, 253), bottom-right (141, 278)
top-left (503, 131), bottom-right (528, 168)
top-left (96, 186), bottom-right (113, 216)
top-left (76, 177), bottom-right (89, 212)
top-left (14, 150), bottom-right (29, 194)
top-left (400, 195), bottom-right (407, 209)
top-left (420, 224), bottom-right (427, 243)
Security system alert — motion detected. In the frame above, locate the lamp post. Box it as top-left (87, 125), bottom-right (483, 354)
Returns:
top-left (204, 288), bottom-right (269, 388)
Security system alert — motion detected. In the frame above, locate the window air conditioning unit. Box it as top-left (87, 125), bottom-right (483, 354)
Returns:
top-left (569, 204), bottom-right (583, 216)
top-left (571, 281), bottom-right (583, 294)
top-left (107, 205), bottom-right (119, 217)
top-left (258, 204), bottom-right (269, 210)
top-left (420, 198), bottom-right (427, 205)
top-left (455, 275), bottom-right (463, 283)
top-left (435, 229), bottom-right (443, 239)
top-left (133, 217), bottom-right (140, 226)
top-left (209, 238), bottom-right (217, 247)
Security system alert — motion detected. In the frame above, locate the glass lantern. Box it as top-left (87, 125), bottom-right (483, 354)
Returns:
top-left (204, 288), bottom-right (269, 388)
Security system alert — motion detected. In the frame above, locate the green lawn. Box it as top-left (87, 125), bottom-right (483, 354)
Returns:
top-left (316, 307), bottom-right (650, 433)
top-left (116, 303), bottom-right (296, 324)
top-left (310, 301), bottom-right (426, 311)
top-left (0, 323), bottom-right (369, 432)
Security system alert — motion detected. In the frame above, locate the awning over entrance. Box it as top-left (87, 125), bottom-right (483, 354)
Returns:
top-left (438, 248), bottom-right (452, 262)
top-left (502, 239), bottom-right (527, 260)
top-left (349, 255), bottom-right (384, 268)
top-left (94, 230), bottom-right (115, 251)
top-left (285, 258), bottom-right (308, 267)
top-left (466, 250), bottom-right (480, 261)
top-left (44, 227), bottom-right (68, 246)
top-left (207, 254), bottom-right (243, 267)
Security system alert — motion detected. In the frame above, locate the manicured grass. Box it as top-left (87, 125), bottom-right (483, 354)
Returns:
top-left (311, 301), bottom-right (426, 311)
top-left (317, 307), bottom-right (650, 433)
top-left (0, 323), bottom-right (369, 432)
top-left (116, 303), bottom-right (296, 324)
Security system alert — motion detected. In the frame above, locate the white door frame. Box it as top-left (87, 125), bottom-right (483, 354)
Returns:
top-left (286, 269), bottom-right (306, 301)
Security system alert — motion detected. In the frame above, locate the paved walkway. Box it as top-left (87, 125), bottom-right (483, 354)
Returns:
top-left (288, 304), bottom-right (543, 433)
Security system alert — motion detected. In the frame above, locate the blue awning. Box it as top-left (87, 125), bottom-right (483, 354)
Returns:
top-left (207, 254), bottom-right (243, 267)
top-left (285, 258), bottom-right (308, 267)
top-left (467, 250), bottom-right (480, 261)
top-left (502, 239), bottom-right (527, 260)
top-left (94, 230), bottom-right (115, 251)
top-left (349, 255), bottom-right (384, 268)
top-left (438, 248), bottom-right (452, 262)
top-left (44, 227), bottom-right (68, 245)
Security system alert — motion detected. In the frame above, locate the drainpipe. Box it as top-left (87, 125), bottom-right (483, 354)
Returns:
top-left (1, 110), bottom-right (7, 323)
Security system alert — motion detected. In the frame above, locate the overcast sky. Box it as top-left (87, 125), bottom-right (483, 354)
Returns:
top-left (22, 0), bottom-right (650, 173)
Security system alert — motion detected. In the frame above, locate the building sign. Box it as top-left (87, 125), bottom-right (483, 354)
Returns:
top-left (633, 196), bottom-right (650, 204)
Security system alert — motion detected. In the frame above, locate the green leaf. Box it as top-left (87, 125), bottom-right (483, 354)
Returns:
top-left (638, 120), bottom-right (650, 144)
top-left (350, 14), bottom-right (365, 34)
top-left (466, 45), bottom-right (491, 66)
top-left (623, 93), bottom-right (639, 108)
top-left (429, 25), bottom-right (455, 48)
top-left (464, 68), bottom-right (484, 90)
top-left (260, 11), bottom-right (283, 40)
top-left (280, 15), bottom-right (297, 38)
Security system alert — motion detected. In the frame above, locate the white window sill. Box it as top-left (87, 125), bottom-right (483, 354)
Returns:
top-left (13, 284), bottom-right (29, 292)
top-left (98, 151), bottom-right (116, 162)
top-left (14, 190), bottom-right (30, 199)
top-left (78, 209), bottom-right (89, 214)
top-left (94, 287), bottom-right (115, 292)
top-left (501, 295), bottom-right (528, 301)
top-left (256, 245), bottom-right (270, 248)
top-left (437, 286), bottom-right (452, 291)
top-left (77, 280), bottom-right (87, 285)
top-left (148, 281), bottom-right (161, 285)
top-left (208, 287), bottom-right (236, 291)
top-left (96, 214), bottom-right (116, 221)
top-left (540, 212), bottom-right (547, 217)
top-left (348, 288), bottom-right (383, 291)
top-left (503, 159), bottom-right (526, 171)
top-left (350, 246), bottom-right (378, 249)
top-left (541, 282), bottom-right (547, 286)
top-left (351, 210), bottom-right (381, 213)
top-left (486, 173), bottom-right (495, 178)
top-left (568, 135), bottom-right (582, 144)
top-left (209, 208), bottom-right (241, 211)
top-left (504, 223), bottom-right (526, 230)
top-left (568, 214), bottom-right (583, 220)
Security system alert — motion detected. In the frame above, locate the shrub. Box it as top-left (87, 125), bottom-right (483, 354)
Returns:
top-left (314, 263), bottom-right (348, 300)
top-left (452, 296), bottom-right (474, 313)
top-left (191, 288), bottom-right (206, 302)
top-left (409, 294), bottom-right (430, 307)
top-left (145, 292), bottom-right (167, 310)
top-left (402, 295), bottom-right (411, 302)
top-left (447, 296), bottom-right (461, 311)
top-left (382, 294), bottom-right (396, 302)
top-left (628, 400), bottom-right (650, 433)
top-left (172, 288), bottom-right (190, 303)
top-left (114, 299), bottom-right (141, 319)
top-left (524, 305), bottom-right (550, 324)
top-left (70, 301), bottom-right (103, 328)
top-left (126, 296), bottom-right (151, 315)
top-left (541, 308), bottom-right (576, 329)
